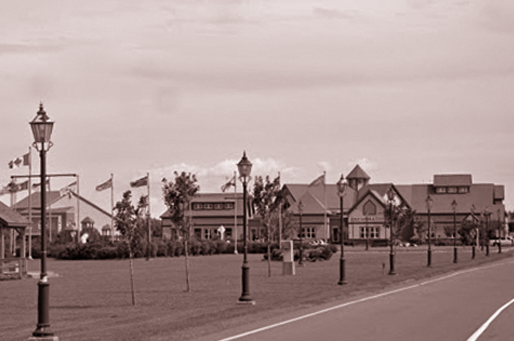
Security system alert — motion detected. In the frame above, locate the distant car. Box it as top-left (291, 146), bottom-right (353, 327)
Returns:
top-left (490, 238), bottom-right (513, 247)
top-left (309, 239), bottom-right (326, 246)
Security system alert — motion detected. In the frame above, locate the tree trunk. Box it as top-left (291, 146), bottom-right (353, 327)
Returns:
top-left (128, 245), bottom-right (136, 306)
top-left (267, 223), bottom-right (271, 277)
top-left (184, 239), bottom-right (191, 292)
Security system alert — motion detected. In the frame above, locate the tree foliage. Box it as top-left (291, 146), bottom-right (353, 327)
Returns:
top-left (162, 171), bottom-right (199, 292)
top-left (253, 175), bottom-right (281, 276)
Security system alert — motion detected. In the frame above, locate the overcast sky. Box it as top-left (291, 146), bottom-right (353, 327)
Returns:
top-left (1, 0), bottom-right (513, 217)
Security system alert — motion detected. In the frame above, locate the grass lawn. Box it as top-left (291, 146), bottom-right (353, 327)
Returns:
top-left (2, 245), bottom-right (512, 341)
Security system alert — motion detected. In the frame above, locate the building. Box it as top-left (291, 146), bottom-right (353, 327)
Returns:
top-left (13, 190), bottom-right (114, 241)
top-left (281, 165), bottom-right (507, 244)
top-left (159, 165), bottom-right (507, 244)
top-left (160, 192), bottom-right (258, 241)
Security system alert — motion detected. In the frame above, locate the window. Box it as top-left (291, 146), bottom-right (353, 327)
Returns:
top-left (194, 228), bottom-right (201, 239)
top-left (363, 200), bottom-right (377, 216)
top-left (225, 228), bottom-right (232, 238)
top-left (214, 203), bottom-right (224, 210)
top-left (300, 227), bottom-right (316, 239)
top-left (225, 202), bottom-right (235, 210)
top-left (192, 203), bottom-right (203, 210)
top-left (204, 229), bottom-right (212, 240)
top-left (436, 187), bottom-right (447, 194)
top-left (447, 187), bottom-right (458, 193)
top-left (458, 187), bottom-right (469, 193)
top-left (360, 227), bottom-right (379, 239)
top-left (204, 203), bottom-right (213, 210)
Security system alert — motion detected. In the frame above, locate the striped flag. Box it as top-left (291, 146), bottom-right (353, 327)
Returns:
top-left (60, 181), bottom-right (77, 196)
top-left (130, 175), bottom-right (148, 188)
top-left (221, 176), bottom-right (236, 192)
top-left (309, 173), bottom-right (325, 187)
top-left (96, 178), bottom-right (113, 192)
top-left (8, 153), bottom-right (30, 169)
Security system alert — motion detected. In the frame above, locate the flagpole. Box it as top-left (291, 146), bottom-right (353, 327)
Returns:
top-left (76, 175), bottom-right (80, 243)
top-left (234, 171), bottom-right (238, 255)
top-left (146, 172), bottom-right (151, 261)
top-left (48, 178), bottom-right (52, 243)
top-left (110, 173), bottom-right (114, 242)
top-left (278, 172), bottom-right (282, 249)
top-left (323, 171), bottom-right (328, 241)
top-left (28, 146), bottom-right (33, 259)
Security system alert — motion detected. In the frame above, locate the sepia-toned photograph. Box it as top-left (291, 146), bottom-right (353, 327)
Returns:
top-left (1, 1), bottom-right (513, 340)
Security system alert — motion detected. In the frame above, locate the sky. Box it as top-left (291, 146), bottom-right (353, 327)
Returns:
top-left (1, 0), bottom-right (513, 217)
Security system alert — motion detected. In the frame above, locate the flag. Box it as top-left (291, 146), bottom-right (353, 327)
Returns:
top-left (130, 175), bottom-right (148, 188)
top-left (309, 173), bottom-right (325, 187)
top-left (60, 181), bottom-right (77, 196)
top-left (96, 178), bottom-right (113, 192)
top-left (0, 180), bottom-right (29, 194)
top-left (32, 179), bottom-right (50, 190)
top-left (221, 176), bottom-right (236, 192)
top-left (8, 153), bottom-right (30, 169)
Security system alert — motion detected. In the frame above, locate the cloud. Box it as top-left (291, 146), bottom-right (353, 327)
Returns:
top-left (348, 158), bottom-right (379, 174)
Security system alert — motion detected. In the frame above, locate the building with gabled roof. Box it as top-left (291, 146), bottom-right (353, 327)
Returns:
top-left (280, 165), bottom-right (507, 244)
top-left (13, 190), bottom-right (114, 241)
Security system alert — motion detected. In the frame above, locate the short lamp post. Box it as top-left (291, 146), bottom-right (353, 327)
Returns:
top-left (451, 200), bottom-right (458, 263)
top-left (30, 104), bottom-right (57, 340)
top-left (497, 209), bottom-right (502, 254)
top-left (387, 188), bottom-right (396, 275)
top-left (426, 195), bottom-right (433, 267)
top-left (484, 208), bottom-right (491, 257)
top-left (298, 200), bottom-right (304, 266)
top-left (237, 151), bottom-right (255, 305)
top-left (337, 174), bottom-right (347, 285)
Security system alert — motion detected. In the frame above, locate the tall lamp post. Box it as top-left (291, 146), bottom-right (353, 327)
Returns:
top-left (426, 195), bottom-right (433, 267)
top-left (237, 152), bottom-right (254, 305)
top-left (298, 200), bottom-right (304, 266)
top-left (451, 200), bottom-right (458, 263)
top-left (30, 104), bottom-right (57, 339)
top-left (337, 174), bottom-right (347, 285)
top-left (387, 188), bottom-right (396, 275)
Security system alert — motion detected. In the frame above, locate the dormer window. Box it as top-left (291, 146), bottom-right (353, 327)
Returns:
top-left (436, 187), bottom-right (447, 194)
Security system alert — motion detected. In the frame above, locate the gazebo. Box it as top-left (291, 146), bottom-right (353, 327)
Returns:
top-left (0, 200), bottom-right (30, 280)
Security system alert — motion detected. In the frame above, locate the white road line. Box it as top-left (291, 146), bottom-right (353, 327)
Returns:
top-left (218, 260), bottom-right (514, 341)
top-left (466, 296), bottom-right (514, 341)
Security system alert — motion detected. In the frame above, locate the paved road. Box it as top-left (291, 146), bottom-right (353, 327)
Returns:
top-left (206, 259), bottom-right (514, 341)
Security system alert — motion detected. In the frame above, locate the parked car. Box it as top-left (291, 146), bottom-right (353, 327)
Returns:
top-left (490, 237), bottom-right (514, 246)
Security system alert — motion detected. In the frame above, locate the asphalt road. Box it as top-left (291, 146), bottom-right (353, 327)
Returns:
top-left (206, 259), bottom-right (514, 341)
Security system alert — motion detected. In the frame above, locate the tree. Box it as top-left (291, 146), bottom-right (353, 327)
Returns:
top-left (253, 175), bottom-right (281, 277)
top-left (114, 190), bottom-right (147, 305)
top-left (162, 171), bottom-right (199, 292)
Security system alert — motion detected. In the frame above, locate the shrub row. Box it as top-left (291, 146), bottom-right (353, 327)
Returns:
top-left (44, 239), bottom-right (305, 260)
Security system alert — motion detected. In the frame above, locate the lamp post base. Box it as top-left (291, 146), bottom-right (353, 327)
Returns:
top-left (388, 253), bottom-right (397, 276)
top-left (427, 249), bottom-right (432, 267)
top-left (338, 258), bottom-right (347, 285)
top-left (238, 263), bottom-right (255, 305)
top-left (28, 336), bottom-right (59, 341)
top-left (453, 247), bottom-right (458, 263)
top-left (472, 246), bottom-right (476, 259)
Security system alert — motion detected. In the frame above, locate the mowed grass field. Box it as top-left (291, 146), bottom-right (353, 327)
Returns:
top-left (2, 245), bottom-right (512, 341)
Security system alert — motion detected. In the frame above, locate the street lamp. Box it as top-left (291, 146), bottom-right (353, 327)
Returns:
top-left (298, 200), bottom-right (304, 266)
top-left (337, 174), bottom-right (348, 285)
top-left (497, 209), bottom-right (502, 254)
top-left (387, 188), bottom-right (396, 275)
top-left (426, 195), bottom-right (433, 267)
top-left (451, 200), bottom-right (458, 263)
top-left (484, 208), bottom-right (491, 257)
top-left (30, 103), bottom-right (56, 339)
top-left (237, 151), bottom-right (254, 305)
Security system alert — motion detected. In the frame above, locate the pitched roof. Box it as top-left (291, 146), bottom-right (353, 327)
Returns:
top-left (398, 183), bottom-right (502, 215)
top-left (433, 174), bottom-right (472, 187)
top-left (346, 164), bottom-right (370, 180)
top-left (13, 190), bottom-right (112, 218)
top-left (0, 201), bottom-right (29, 228)
top-left (282, 183), bottom-right (357, 213)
